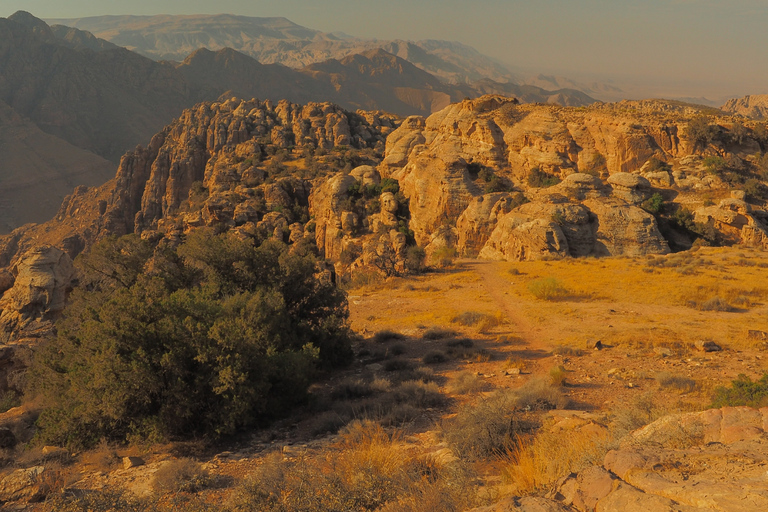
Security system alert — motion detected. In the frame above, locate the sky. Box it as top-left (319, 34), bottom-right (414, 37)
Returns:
top-left (2, 0), bottom-right (767, 101)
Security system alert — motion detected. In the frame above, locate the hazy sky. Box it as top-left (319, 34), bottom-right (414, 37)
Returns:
top-left (3, 0), bottom-right (767, 100)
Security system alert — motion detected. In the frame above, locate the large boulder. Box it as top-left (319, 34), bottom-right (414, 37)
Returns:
top-left (583, 198), bottom-right (670, 256)
top-left (548, 407), bottom-right (768, 512)
top-left (607, 173), bottom-right (652, 204)
top-left (480, 217), bottom-right (569, 262)
top-left (0, 247), bottom-right (75, 342)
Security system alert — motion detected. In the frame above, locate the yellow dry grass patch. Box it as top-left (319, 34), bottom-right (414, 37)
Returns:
top-left (349, 247), bottom-right (768, 352)
top-left (503, 427), bottom-right (613, 495)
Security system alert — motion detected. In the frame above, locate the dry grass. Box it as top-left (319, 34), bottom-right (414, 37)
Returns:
top-left (229, 421), bottom-right (477, 512)
top-left (451, 311), bottom-right (504, 332)
top-left (655, 372), bottom-right (697, 393)
top-left (527, 277), bottom-right (570, 301)
top-left (442, 379), bottom-right (569, 460)
top-left (503, 426), bottom-right (612, 495)
top-left (153, 458), bottom-right (214, 493)
top-left (447, 371), bottom-right (487, 394)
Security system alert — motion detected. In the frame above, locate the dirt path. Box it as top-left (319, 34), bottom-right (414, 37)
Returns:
top-left (462, 259), bottom-right (548, 351)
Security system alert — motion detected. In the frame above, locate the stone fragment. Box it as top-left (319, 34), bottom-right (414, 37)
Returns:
top-left (694, 340), bottom-right (721, 352)
top-left (123, 456), bottom-right (145, 469)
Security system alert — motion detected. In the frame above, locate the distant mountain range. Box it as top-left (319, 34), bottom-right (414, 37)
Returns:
top-left (0, 11), bottom-right (601, 233)
top-left (45, 14), bottom-right (517, 85)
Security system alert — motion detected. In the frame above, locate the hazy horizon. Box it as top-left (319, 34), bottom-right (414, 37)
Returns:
top-left (4, 0), bottom-right (767, 103)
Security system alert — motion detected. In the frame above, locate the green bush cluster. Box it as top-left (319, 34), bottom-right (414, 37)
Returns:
top-left (28, 230), bottom-right (352, 448)
top-left (711, 373), bottom-right (768, 408)
top-left (527, 168), bottom-right (561, 188)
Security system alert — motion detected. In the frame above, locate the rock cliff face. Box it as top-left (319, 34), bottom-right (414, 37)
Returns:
top-left (0, 246), bottom-right (74, 343)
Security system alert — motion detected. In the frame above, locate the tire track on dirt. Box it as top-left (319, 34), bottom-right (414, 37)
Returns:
top-left (463, 259), bottom-right (549, 350)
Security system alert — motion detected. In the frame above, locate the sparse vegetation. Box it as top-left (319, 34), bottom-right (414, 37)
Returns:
top-left (229, 421), bottom-right (477, 512)
top-left (711, 373), bottom-right (768, 408)
top-left (528, 277), bottom-right (570, 301)
top-left (373, 330), bottom-right (406, 343)
top-left (527, 168), bottom-right (561, 188)
top-left (655, 372), bottom-right (696, 393)
top-left (153, 458), bottom-right (214, 493)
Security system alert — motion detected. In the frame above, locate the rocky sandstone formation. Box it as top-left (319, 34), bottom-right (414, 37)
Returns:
top-left (0, 95), bottom-right (767, 343)
top-left (466, 406), bottom-right (768, 512)
top-left (0, 246), bottom-right (74, 343)
top-left (552, 406), bottom-right (768, 512)
top-left (382, 97), bottom-right (698, 260)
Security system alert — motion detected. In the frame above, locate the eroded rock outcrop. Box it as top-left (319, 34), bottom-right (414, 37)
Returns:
top-left (0, 246), bottom-right (74, 342)
top-left (547, 406), bottom-right (768, 512)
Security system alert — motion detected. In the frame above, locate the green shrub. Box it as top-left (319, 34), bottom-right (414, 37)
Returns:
top-left (527, 168), bottom-right (561, 188)
top-left (28, 231), bottom-right (352, 448)
top-left (711, 373), bottom-right (768, 408)
top-left (685, 116), bottom-right (719, 150)
top-left (645, 156), bottom-right (671, 173)
top-left (641, 193), bottom-right (665, 215)
top-left (528, 277), bottom-right (570, 301)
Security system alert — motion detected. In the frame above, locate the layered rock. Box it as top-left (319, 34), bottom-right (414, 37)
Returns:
top-left (548, 407), bottom-right (768, 512)
top-left (694, 198), bottom-right (768, 248)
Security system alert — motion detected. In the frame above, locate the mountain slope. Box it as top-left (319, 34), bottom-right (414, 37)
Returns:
top-left (45, 13), bottom-right (517, 84)
top-left (0, 99), bottom-right (113, 232)
top-left (0, 12), bottom-right (193, 164)
top-left (721, 95), bottom-right (768, 119)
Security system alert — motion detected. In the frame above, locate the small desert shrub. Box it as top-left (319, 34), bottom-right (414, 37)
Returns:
top-left (373, 330), bottom-right (406, 343)
top-left (551, 345), bottom-right (584, 357)
top-left (442, 390), bottom-right (519, 459)
top-left (445, 338), bottom-right (474, 348)
top-left (527, 168), bottom-right (561, 188)
top-left (153, 458), bottom-right (214, 493)
top-left (403, 366), bottom-right (437, 384)
top-left (452, 311), bottom-right (502, 330)
top-left (504, 425), bottom-right (612, 495)
top-left (384, 359), bottom-right (413, 372)
top-left (698, 296), bottom-right (734, 312)
top-left (422, 350), bottom-right (448, 365)
top-left (229, 421), bottom-right (477, 512)
top-left (389, 343), bottom-right (407, 356)
top-left (655, 372), bottom-right (696, 393)
top-left (549, 366), bottom-right (567, 387)
top-left (610, 392), bottom-right (669, 436)
top-left (310, 411), bottom-right (350, 435)
top-left (42, 489), bottom-right (158, 512)
top-left (447, 371), bottom-right (487, 395)
top-left (331, 378), bottom-right (375, 400)
top-left (0, 391), bottom-right (20, 414)
top-left (528, 277), bottom-right (569, 301)
top-left (392, 381), bottom-right (444, 408)
top-left (443, 380), bottom-right (568, 460)
top-left (514, 378), bottom-right (570, 411)
top-left (430, 247), bottom-right (457, 268)
top-left (422, 327), bottom-right (458, 340)
top-left (711, 373), bottom-right (768, 408)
